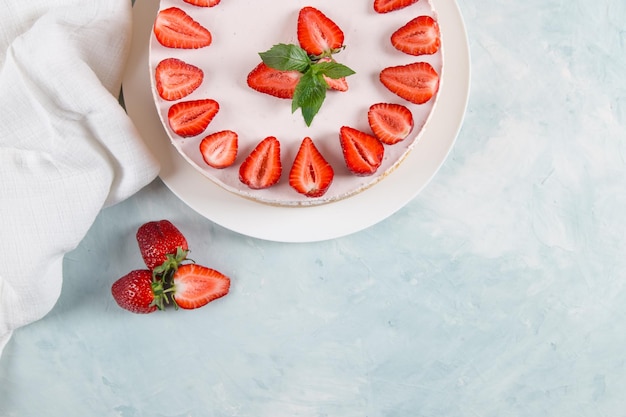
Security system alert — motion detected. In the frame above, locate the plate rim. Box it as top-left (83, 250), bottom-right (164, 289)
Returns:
top-left (122, 0), bottom-right (471, 243)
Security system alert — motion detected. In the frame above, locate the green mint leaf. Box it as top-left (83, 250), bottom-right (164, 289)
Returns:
top-left (292, 70), bottom-right (327, 126)
top-left (312, 61), bottom-right (356, 79)
top-left (259, 44), bottom-right (311, 72)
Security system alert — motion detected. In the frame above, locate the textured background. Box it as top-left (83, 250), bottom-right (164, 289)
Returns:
top-left (2, 0), bottom-right (625, 416)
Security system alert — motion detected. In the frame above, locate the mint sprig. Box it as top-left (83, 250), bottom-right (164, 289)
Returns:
top-left (258, 44), bottom-right (355, 126)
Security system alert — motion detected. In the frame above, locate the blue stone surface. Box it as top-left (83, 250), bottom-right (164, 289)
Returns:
top-left (2, 0), bottom-right (626, 415)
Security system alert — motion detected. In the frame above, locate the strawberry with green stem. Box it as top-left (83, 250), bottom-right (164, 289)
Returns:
top-left (111, 270), bottom-right (167, 314)
top-left (136, 220), bottom-right (189, 274)
top-left (112, 220), bottom-right (231, 314)
top-left (111, 265), bottom-right (231, 314)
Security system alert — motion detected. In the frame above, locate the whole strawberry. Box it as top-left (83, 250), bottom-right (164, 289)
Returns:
top-left (136, 220), bottom-right (189, 271)
top-left (111, 270), bottom-right (167, 314)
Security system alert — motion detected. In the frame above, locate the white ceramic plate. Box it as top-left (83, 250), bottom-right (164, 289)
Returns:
top-left (122, 0), bottom-right (470, 242)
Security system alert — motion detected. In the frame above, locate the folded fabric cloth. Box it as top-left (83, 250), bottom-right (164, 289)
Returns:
top-left (0, 0), bottom-right (159, 356)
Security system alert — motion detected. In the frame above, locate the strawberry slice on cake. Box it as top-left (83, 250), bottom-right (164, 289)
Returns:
top-left (154, 7), bottom-right (212, 49)
top-left (167, 99), bottom-right (219, 137)
top-left (373, 0), bottom-right (420, 14)
top-left (297, 6), bottom-right (345, 56)
top-left (239, 136), bottom-right (283, 189)
top-left (289, 137), bottom-right (334, 198)
top-left (379, 62), bottom-right (440, 105)
top-left (155, 58), bottom-right (204, 101)
top-left (391, 15), bottom-right (441, 56)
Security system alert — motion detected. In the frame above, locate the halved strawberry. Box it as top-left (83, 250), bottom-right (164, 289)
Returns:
top-left (168, 99), bottom-right (219, 137)
top-left (239, 136), bottom-right (282, 189)
top-left (391, 15), bottom-right (441, 56)
top-left (247, 62), bottom-right (302, 99)
top-left (373, 0), bottom-right (420, 14)
top-left (297, 6), bottom-right (345, 56)
top-left (155, 58), bottom-right (204, 101)
top-left (339, 126), bottom-right (385, 176)
top-left (289, 137), bottom-right (334, 198)
top-left (368, 103), bottom-right (414, 145)
top-left (379, 62), bottom-right (439, 105)
top-left (183, 0), bottom-right (220, 6)
top-left (319, 57), bottom-right (349, 92)
top-left (172, 264), bottom-right (230, 310)
top-left (199, 130), bottom-right (238, 169)
top-left (153, 7), bottom-right (212, 49)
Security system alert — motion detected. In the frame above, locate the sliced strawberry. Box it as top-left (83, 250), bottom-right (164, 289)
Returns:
top-left (168, 99), bottom-right (219, 137)
top-left (172, 264), bottom-right (230, 310)
top-left (183, 0), bottom-right (220, 6)
top-left (155, 58), bottom-right (204, 101)
top-left (289, 137), bottom-right (334, 198)
top-left (391, 15), bottom-right (441, 56)
top-left (247, 62), bottom-right (302, 99)
top-left (325, 76), bottom-right (349, 92)
top-left (373, 0), bottom-right (420, 14)
top-left (153, 7), bottom-right (212, 49)
top-left (318, 57), bottom-right (349, 92)
top-left (297, 7), bottom-right (345, 56)
top-left (339, 126), bottom-right (385, 176)
top-left (379, 62), bottom-right (439, 105)
top-left (239, 136), bottom-right (282, 189)
top-left (368, 103), bottom-right (414, 145)
top-left (199, 130), bottom-right (238, 169)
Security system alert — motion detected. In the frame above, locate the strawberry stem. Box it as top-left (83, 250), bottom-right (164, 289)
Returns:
top-left (149, 246), bottom-right (190, 311)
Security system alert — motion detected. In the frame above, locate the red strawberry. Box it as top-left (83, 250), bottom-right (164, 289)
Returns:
top-left (199, 130), bottom-right (238, 169)
top-left (136, 220), bottom-right (189, 271)
top-left (297, 7), bottom-right (345, 56)
top-left (111, 270), bottom-right (162, 314)
top-left (391, 15), bottom-right (441, 56)
top-left (319, 57), bottom-right (349, 92)
top-left (367, 103), bottom-right (414, 145)
top-left (239, 136), bottom-right (282, 189)
top-left (379, 62), bottom-right (439, 105)
top-left (289, 137), bottom-right (334, 198)
top-left (339, 126), bottom-right (385, 176)
top-left (168, 99), bottom-right (219, 137)
top-left (247, 62), bottom-right (301, 99)
top-left (171, 264), bottom-right (230, 310)
top-left (183, 0), bottom-right (220, 6)
top-left (155, 58), bottom-right (204, 101)
top-left (325, 76), bottom-right (349, 92)
top-left (373, 0), bottom-right (419, 14)
top-left (153, 7), bottom-right (212, 49)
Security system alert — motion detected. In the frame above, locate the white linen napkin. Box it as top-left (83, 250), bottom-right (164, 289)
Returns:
top-left (0, 0), bottom-right (159, 355)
